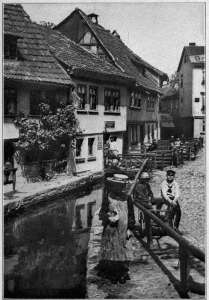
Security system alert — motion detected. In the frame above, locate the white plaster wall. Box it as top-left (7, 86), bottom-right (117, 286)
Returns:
top-left (76, 134), bottom-right (103, 173)
top-left (192, 68), bottom-right (205, 117)
top-left (193, 118), bottom-right (203, 138)
top-left (75, 79), bottom-right (127, 134)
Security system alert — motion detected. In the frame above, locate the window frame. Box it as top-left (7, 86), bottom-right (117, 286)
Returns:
top-left (77, 84), bottom-right (87, 110)
top-left (29, 89), bottom-right (60, 116)
top-left (104, 88), bottom-right (120, 112)
top-left (4, 86), bottom-right (17, 116)
top-left (4, 35), bottom-right (18, 60)
top-left (146, 95), bottom-right (155, 111)
top-left (130, 91), bottom-right (142, 109)
top-left (76, 138), bottom-right (84, 157)
top-left (89, 86), bottom-right (98, 110)
top-left (88, 137), bottom-right (95, 156)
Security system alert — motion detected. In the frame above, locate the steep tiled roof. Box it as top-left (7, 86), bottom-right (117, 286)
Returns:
top-left (64, 9), bottom-right (166, 93)
top-left (177, 45), bottom-right (205, 72)
top-left (185, 46), bottom-right (204, 56)
top-left (44, 28), bottom-right (135, 84)
top-left (4, 4), bottom-right (73, 86)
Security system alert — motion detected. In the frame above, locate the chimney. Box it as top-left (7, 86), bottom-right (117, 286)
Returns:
top-left (88, 13), bottom-right (98, 24)
top-left (112, 30), bottom-right (120, 39)
top-left (189, 42), bottom-right (196, 46)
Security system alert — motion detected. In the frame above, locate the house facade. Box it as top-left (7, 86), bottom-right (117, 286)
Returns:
top-left (45, 28), bottom-right (134, 173)
top-left (177, 43), bottom-right (205, 138)
top-left (54, 8), bottom-right (168, 153)
top-left (4, 4), bottom-right (73, 168)
top-left (159, 86), bottom-right (179, 138)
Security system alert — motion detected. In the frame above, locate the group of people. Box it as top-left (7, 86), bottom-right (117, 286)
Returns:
top-left (97, 168), bottom-right (181, 284)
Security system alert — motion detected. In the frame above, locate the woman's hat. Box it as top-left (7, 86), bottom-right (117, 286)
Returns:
top-left (106, 174), bottom-right (129, 198)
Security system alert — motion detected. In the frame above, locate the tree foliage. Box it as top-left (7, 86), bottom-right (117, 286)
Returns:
top-left (14, 102), bottom-right (81, 164)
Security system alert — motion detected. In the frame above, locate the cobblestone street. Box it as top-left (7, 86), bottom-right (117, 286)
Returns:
top-left (150, 148), bottom-right (205, 250)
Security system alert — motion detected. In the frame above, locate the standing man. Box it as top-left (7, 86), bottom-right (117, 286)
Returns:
top-left (161, 169), bottom-right (181, 231)
top-left (134, 172), bottom-right (153, 243)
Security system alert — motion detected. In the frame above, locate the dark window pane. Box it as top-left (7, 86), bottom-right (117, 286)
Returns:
top-left (4, 87), bottom-right (17, 115)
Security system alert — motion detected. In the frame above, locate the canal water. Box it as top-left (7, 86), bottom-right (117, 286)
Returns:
top-left (4, 183), bottom-right (103, 298)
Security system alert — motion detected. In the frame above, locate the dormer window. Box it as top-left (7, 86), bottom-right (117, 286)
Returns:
top-left (79, 31), bottom-right (98, 54)
top-left (4, 35), bottom-right (18, 60)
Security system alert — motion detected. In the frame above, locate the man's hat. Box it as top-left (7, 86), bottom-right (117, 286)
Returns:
top-left (166, 169), bottom-right (175, 176)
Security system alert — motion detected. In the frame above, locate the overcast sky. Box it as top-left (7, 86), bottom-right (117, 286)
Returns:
top-left (22, 2), bottom-right (205, 77)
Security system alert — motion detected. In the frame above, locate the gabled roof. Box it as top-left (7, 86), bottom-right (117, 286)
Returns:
top-left (177, 45), bottom-right (205, 72)
top-left (4, 4), bottom-right (73, 86)
top-left (44, 28), bottom-right (135, 85)
top-left (56, 8), bottom-right (167, 94)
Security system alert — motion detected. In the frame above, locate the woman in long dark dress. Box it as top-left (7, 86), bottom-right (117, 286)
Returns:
top-left (97, 177), bottom-right (135, 284)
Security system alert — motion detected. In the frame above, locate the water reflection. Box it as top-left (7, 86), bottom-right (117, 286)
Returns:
top-left (4, 185), bottom-right (103, 298)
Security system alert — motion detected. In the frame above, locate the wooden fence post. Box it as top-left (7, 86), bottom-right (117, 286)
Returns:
top-left (179, 245), bottom-right (190, 297)
top-left (146, 214), bottom-right (152, 247)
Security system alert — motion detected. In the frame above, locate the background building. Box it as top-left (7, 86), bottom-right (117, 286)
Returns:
top-left (45, 28), bottom-right (134, 173)
top-left (177, 43), bottom-right (205, 138)
top-left (159, 85), bottom-right (179, 138)
top-left (54, 8), bottom-right (168, 152)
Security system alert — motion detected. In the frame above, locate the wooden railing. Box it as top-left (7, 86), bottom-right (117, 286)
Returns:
top-left (126, 161), bottom-right (205, 298)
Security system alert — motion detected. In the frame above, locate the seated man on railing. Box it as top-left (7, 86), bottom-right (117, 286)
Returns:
top-left (161, 169), bottom-right (182, 233)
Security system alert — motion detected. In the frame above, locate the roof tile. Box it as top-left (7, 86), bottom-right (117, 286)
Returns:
top-left (4, 4), bottom-right (73, 86)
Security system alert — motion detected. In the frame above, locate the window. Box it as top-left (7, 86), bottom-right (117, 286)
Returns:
top-left (131, 126), bottom-right (138, 144)
top-left (4, 35), bottom-right (18, 60)
top-left (79, 32), bottom-right (98, 54)
top-left (104, 89), bottom-right (120, 112)
top-left (201, 70), bottom-right (205, 85)
top-left (151, 124), bottom-right (155, 139)
top-left (201, 92), bottom-right (205, 113)
top-left (77, 85), bottom-right (87, 110)
top-left (146, 95), bottom-right (155, 111)
top-left (89, 86), bottom-right (98, 110)
top-left (76, 138), bottom-right (83, 157)
top-left (202, 119), bottom-right (205, 132)
top-left (88, 138), bottom-right (95, 156)
top-left (147, 125), bottom-right (150, 142)
top-left (195, 98), bottom-right (200, 102)
top-left (75, 204), bottom-right (85, 229)
top-left (4, 87), bottom-right (17, 116)
top-left (130, 91), bottom-right (141, 108)
top-left (30, 89), bottom-right (59, 115)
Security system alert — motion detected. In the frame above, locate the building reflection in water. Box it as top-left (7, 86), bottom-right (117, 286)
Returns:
top-left (4, 185), bottom-right (103, 298)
